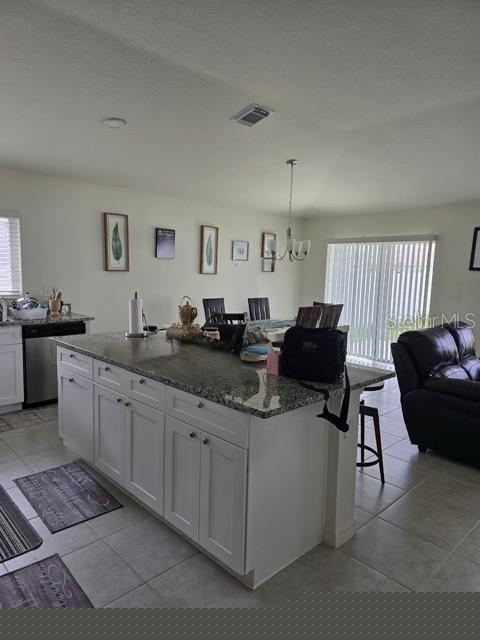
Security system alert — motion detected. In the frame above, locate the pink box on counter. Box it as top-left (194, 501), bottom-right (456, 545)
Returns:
top-left (266, 350), bottom-right (281, 375)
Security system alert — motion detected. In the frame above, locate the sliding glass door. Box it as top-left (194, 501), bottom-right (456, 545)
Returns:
top-left (325, 236), bottom-right (436, 363)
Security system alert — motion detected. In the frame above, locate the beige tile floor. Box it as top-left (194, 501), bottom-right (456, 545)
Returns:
top-left (0, 385), bottom-right (479, 605)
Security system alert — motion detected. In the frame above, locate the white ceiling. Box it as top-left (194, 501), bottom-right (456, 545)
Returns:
top-left (1, 0), bottom-right (480, 216)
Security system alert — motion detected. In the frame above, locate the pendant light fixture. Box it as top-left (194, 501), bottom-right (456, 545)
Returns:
top-left (269, 159), bottom-right (311, 262)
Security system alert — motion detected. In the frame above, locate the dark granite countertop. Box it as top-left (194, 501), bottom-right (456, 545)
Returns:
top-left (0, 312), bottom-right (94, 327)
top-left (51, 332), bottom-right (395, 418)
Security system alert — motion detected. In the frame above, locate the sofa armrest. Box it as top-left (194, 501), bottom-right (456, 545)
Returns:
top-left (423, 377), bottom-right (480, 402)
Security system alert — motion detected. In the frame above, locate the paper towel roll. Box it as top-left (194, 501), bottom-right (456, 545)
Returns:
top-left (129, 297), bottom-right (143, 335)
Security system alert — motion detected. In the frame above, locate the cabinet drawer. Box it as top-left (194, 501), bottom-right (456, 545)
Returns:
top-left (0, 326), bottom-right (22, 345)
top-left (58, 347), bottom-right (93, 378)
top-left (126, 373), bottom-right (165, 411)
top-left (94, 359), bottom-right (125, 392)
top-left (166, 388), bottom-right (249, 448)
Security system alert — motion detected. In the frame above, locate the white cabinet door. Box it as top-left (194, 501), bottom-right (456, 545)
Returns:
top-left (94, 385), bottom-right (125, 484)
top-left (58, 368), bottom-right (94, 462)
top-left (0, 343), bottom-right (24, 406)
top-left (164, 416), bottom-right (200, 539)
top-left (125, 399), bottom-right (164, 514)
top-left (199, 433), bottom-right (247, 574)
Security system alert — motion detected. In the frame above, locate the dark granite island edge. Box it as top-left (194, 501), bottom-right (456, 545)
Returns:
top-left (51, 332), bottom-right (395, 419)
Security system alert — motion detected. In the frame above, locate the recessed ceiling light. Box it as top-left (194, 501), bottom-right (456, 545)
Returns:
top-left (103, 117), bottom-right (127, 129)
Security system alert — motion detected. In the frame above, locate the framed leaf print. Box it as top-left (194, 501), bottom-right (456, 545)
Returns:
top-left (262, 232), bottom-right (276, 258)
top-left (103, 213), bottom-right (129, 271)
top-left (200, 225), bottom-right (218, 274)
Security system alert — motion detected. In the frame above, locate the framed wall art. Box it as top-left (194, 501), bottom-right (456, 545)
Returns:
top-left (469, 227), bottom-right (480, 271)
top-left (103, 212), bottom-right (129, 271)
top-left (232, 240), bottom-right (249, 261)
top-left (262, 258), bottom-right (275, 273)
top-left (200, 225), bottom-right (218, 274)
top-left (155, 227), bottom-right (175, 259)
top-left (262, 231), bottom-right (276, 258)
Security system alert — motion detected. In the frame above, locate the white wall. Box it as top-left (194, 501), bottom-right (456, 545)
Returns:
top-left (301, 202), bottom-right (480, 332)
top-left (0, 168), bottom-right (305, 331)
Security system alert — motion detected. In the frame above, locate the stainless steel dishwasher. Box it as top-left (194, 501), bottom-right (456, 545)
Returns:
top-left (23, 321), bottom-right (86, 406)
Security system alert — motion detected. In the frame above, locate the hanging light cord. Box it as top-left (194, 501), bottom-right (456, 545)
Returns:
top-left (288, 159), bottom-right (294, 225)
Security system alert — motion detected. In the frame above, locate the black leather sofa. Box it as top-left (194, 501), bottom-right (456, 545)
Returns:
top-left (391, 323), bottom-right (480, 459)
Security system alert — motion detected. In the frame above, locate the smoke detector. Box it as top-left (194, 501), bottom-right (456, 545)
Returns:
top-left (231, 104), bottom-right (273, 127)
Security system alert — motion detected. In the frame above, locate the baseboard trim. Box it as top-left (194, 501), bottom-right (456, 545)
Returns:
top-left (323, 519), bottom-right (357, 548)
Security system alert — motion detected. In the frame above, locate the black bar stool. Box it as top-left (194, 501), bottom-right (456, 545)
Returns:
top-left (357, 384), bottom-right (385, 484)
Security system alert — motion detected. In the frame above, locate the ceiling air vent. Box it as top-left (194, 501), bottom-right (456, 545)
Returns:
top-left (231, 104), bottom-right (273, 127)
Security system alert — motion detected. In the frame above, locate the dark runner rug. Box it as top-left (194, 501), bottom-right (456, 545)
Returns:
top-left (0, 486), bottom-right (42, 562)
top-left (0, 554), bottom-right (92, 607)
top-left (15, 460), bottom-right (122, 533)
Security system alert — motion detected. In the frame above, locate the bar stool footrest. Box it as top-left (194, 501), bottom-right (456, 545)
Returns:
top-left (356, 443), bottom-right (380, 468)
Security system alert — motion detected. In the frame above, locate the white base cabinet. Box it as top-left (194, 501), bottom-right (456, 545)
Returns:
top-left (125, 399), bottom-right (164, 514)
top-left (164, 416), bottom-right (201, 540)
top-left (94, 385), bottom-right (126, 484)
top-left (0, 327), bottom-right (23, 408)
top-left (164, 417), bottom-right (247, 574)
top-left (199, 430), bottom-right (247, 575)
top-left (58, 369), bottom-right (94, 462)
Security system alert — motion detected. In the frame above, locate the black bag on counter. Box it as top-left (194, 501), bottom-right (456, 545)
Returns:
top-left (281, 326), bottom-right (350, 432)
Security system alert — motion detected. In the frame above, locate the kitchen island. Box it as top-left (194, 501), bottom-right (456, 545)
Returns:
top-left (53, 331), bottom-right (394, 588)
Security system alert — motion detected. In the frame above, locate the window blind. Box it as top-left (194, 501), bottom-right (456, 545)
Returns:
top-left (325, 236), bottom-right (436, 363)
top-left (0, 217), bottom-right (23, 296)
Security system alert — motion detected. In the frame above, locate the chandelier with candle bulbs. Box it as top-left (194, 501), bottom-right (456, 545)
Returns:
top-left (269, 159), bottom-right (311, 262)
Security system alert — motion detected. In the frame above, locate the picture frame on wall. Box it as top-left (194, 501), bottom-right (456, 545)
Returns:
top-left (155, 227), bottom-right (175, 259)
top-left (232, 240), bottom-right (249, 261)
top-left (262, 232), bottom-right (276, 258)
top-left (200, 225), bottom-right (218, 274)
top-left (103, 212), bottom-right (129, 271)
top-left (262, 258), bottom-right (275, 273)
top-left (469, 227), bottom-right (480, 271)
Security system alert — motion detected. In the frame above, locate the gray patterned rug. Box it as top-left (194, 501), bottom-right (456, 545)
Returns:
top-left (0, 486), bottom-right (42, 562)
top-left (0, 554), bottom-right (92, 607)
top-left (15, 460), bottom-right (122, 533)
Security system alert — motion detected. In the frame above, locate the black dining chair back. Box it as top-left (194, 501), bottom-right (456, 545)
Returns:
top-left (312, 302), bottom-right (344, 328)
top-left (203, 298), bottom-right (225, 323)
top-left (248, 297), bottom-right (271, 321)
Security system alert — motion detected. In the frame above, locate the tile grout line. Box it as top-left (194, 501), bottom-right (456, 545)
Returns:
top-left (416, 520), bottom-right (480, 591)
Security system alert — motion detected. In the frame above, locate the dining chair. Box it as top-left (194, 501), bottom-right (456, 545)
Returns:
top-left (295, 306), bottom-right (325, 329)
top-left (312, 302), bottom-right (344, 328)
top-left (248, 297), bottom-right (271, 321)
top-left (203, 298), bottom-right (225, 323)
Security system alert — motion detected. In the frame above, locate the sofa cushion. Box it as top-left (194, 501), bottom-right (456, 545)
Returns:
top-left (446, 324), bottom-right (476, 359)
top-left (461, 355), bottom-right (480, 381)
top-left (398, 327), bottom-right (460, 379)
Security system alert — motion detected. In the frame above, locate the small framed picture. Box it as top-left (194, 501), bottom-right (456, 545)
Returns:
top-left (469, 227), bottom-right (480, 271)
top-left (155, 227), bottom-right (175, 259)
top-left (262, 258), bottom-right (275, 273)
top-left (232, 240), bottom-right (249, 261)
top-left (103, 212), bottom-right (129, 271)
top-left (262, 232), bottom-right (276, 258)
top-left (200, 225), bottom-right (218, 274)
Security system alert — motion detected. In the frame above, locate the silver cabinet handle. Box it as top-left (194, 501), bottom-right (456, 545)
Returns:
top-left (116, 397), bottom-right (123, 403)
top-left (124, 401), bottom-right (131, 407)
top-left (189, 431), bottom-right (196, 438)
top-left (138, 378), bottom-right (145, 385)
top-left (197, 401), bottom-right (204, 409)
top-left (202, 438), bottom-right (209, 445)
top-left (68, 377), bottom-right (74, 383)
top-left (105, 366), bottom-right (110, 372)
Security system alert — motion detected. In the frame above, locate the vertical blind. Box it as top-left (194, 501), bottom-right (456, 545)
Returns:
top-left (0, 217), bottom-right (23, 296)
top-left (325, 236), bottom-right (436, 363)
